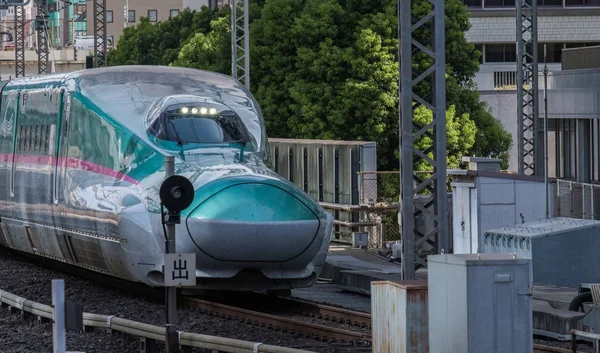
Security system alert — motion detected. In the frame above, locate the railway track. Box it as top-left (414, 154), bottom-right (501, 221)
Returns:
top-left (534, 343), bottom-right (581, 353)
top-left (181, 295), bottom-right (372, 346)
top-left (11, 248), bottom-right (586, 351)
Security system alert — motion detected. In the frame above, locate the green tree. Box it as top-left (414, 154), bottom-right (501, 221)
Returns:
top-left (111, 0), bottom-right (511, 171)
top-left (413, 105), bottom-right (477, 171)
top-left (108, 6), bottom-right (229, 66)
top-left (171, 16), bottom-right (232, 73)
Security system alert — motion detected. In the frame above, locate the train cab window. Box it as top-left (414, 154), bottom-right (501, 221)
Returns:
top-left (147, 97), bottom-right (254, 149)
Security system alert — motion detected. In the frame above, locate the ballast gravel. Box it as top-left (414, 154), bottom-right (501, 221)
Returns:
top-left (1, 247), bottom-right (595, 353)
top-left (0, 247), bottom-right (371, 353)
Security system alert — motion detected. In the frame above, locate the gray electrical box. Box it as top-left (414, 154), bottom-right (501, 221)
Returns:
top-left (483, 217), bottom-right (600, 288)
top-left (428, 253), bottom-right (532, 353)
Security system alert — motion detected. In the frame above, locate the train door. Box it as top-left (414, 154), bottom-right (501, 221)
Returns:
top-left (0, 85), bottom-right (15, 204)
top-left (53, 89), bottom-right (70, 206)
top-left (8, 88), bottom-right (65, 223)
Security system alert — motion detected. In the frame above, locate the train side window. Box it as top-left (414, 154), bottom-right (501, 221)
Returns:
top-left (18, 125), bottom-right (23, 151)
top-left (37, 125), bottom-right (42, 152)
top-left (19, 125), bottom-right (24, 152)
top-left (42, 125), bottom-right (48, 154)
top-left (34, 125), bottom-right (39, 152)
top-left (27, 125), bottom-right (32, 152)
top-left (29, 125), bottom-right (33, 152)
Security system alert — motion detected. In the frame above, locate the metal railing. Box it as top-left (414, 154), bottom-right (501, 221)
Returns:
top-left (357, 171), bottom-right (401, 242)
top-left (571, 329), bottom-right (600, 353)
top-left (0, 288), bottom-right (316, 353)
top-left (555, 179), bottom-right (600, 220)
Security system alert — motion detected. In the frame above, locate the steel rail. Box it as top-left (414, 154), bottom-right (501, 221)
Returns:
top-left (275, 296), bottom-right (371, 329)
top-left (533, 344), bottom-right (579, 353)
top-left (194, 290), bottom-right (371, 330)
top-left (181, 296), bottom-right (371, 345)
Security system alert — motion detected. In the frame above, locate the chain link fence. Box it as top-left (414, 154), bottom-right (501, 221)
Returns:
top-left (555, 179), bottom-right (600, 220)
top-left (358, 171), bottom-right (456, 245)
top-left (358, 171), bottom-right (401, 241)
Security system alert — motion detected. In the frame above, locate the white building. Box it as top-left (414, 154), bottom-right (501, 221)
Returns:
top-left (0, 3), bottom-right (36, 50)
top-left (464, 1), bottom-right (600, 172)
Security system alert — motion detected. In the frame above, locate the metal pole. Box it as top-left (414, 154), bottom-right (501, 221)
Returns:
top-left (37, 0), bottom-right (50, 75)
top-left (230, 1), bottom-right (236, 80)
top-left (516, 0), bottom-right (539, 175)
top-left (164, 155), bottom-right (178, 353)
top-left (399, 0), bottom-right (446, 277)
top-left (434, 0), bottom-right (448, 254)
top-left (399, 0), bottom-right (415, 280)
top-left (243, 0), bottom-right (249, 89)
top-left (52, 279), bottom-right (65, 353)
top-left (544, 44), bottom-right (549, 219)
top-left (14, 5), bottom-right (25, 78)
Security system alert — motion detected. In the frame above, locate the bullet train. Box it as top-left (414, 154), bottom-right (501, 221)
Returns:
top-left (0, 65), bottom-right (333, 293)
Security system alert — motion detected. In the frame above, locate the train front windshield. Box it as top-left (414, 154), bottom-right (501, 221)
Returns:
top-left (149, 103), bottom-right (253, 147)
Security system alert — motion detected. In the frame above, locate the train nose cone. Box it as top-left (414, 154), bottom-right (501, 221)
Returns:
top-left (185, 182), bottom-right (321, 262)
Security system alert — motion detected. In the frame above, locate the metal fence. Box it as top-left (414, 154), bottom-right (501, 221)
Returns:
top-left (554, 179), bottom-right (600, 220)
top-left (358, 171), bottom-right (401, 241)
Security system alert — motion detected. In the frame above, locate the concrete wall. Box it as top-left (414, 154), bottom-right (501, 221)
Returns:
top-left (466, 15), bottom-right (600, 43)
top-left (474, 63), bottom-right (562, 91)
top-left (86, 0), bottom-right (211, 46)
top-left (478, 90), bottom-right (557, 175)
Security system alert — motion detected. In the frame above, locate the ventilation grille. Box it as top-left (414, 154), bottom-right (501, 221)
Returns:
top-left (494, 71), bottom-right (517, 90)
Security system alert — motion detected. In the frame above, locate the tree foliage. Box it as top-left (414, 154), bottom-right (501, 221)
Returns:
top-left (171, 16), bottom-right (231, 73)
top-left (108, 7), bottom-right (229, 66)
top-left (413, 105), bottom-right (477, 171)
top-left (108, 0), bottom-right (512, 171)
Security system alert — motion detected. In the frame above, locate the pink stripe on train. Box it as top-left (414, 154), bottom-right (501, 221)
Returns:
top-left (0, 153), bottom-right (139, 185)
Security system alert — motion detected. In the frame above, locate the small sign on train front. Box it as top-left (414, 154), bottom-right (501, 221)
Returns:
top-left (164, 253), bottom-right (196, 287)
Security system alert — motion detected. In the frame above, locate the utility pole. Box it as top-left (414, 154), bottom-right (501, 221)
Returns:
top-left (543, 44), bottom-right (549, 219)
top-left (36, 0), bottom-right (49, 74)
top-left (14, 4), bottom-right (25, 78)
top-left (399, 0), bottom-right (447, 278)
top-left (93, 0), bottom-right (107, 67)
top-left (231, 0), bottom-right (249, 89)
top-left (517, 0), bottom-right (539, 176)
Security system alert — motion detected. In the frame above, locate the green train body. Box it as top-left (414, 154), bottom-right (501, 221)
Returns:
top-left (0, 66), bottom-right (333, 291)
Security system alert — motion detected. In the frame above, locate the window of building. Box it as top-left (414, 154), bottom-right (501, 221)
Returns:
top-left (484, 43), bottom-right (516, 62)
top-left (474, 44), bottom-right (484, 64)
top-left (170, 9), bottom-right (179, 18)
top-left (483, 0), bottom-right (515, 8)
top-left (538, 0), bottom-right (562, 5)
top-left (463, 0), bottom-right (483, 7)
top-left (128, 10), bottom-right (135, 23)
top-left (565, 0), bottom-right (600, 6)
top-left (106, 10), bottom-right (113, 23)
top-left (538, 43), bottom-right (563, 63)
top-left (148, 9), bottom-right (158, 22)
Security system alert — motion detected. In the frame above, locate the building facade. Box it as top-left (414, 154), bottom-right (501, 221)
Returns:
top-left (463, 2), bottom-right (600, 172)
top-left (0, 3), bottom-right (35, 50)
top-left (85, 0), bottom-right (214, 47)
